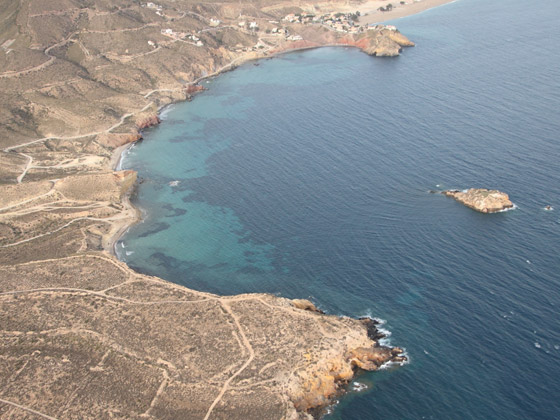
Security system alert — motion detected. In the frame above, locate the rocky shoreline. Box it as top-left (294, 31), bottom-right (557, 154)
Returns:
top-left (0, 1), bottom-right (414, 418)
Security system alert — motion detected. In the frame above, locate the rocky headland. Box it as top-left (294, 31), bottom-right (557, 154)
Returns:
top-left (443, 188), bottom-right (514, 213)
top-left (0, 0), bottom-right (416, 418)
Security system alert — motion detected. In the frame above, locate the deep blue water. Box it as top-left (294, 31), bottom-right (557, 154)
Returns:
top-left (118, 0), bottom-right (560, 418)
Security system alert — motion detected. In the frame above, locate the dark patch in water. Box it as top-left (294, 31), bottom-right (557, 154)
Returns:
top-left (203, 118), bottom-right (239, 136)
top-left (149, 252), bottom-right (182, 269)
top-left (190, 114), bottom-right (204, 122)
top-left (208, 262), bottom-right (229, 269)
top-left (236, 266), bottom-right (268, 275)
top-left (220, 96), bottom-right (244, 106)
top-left (159, 118), bottom-right (186, 126)
top-left (138, 222), bottom-right (170, 238)
top-left (162, 203), bottom-right (187, 217)
top-left (169, 135), bottom-right (206, 143)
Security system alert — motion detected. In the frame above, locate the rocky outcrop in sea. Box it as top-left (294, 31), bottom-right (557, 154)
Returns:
top-left (443, 188), bottom-right (514, 213)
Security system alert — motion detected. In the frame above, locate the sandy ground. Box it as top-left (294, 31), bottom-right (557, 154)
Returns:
top-left (312, 0), bottom-right (457, 24)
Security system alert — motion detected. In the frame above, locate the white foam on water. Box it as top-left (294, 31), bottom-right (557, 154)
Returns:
top-left (357, 311), bottom-right (387, 325)
top-left (374, 325), bottom-right (393, 347)
top-left (378, 327), bottom-right (391, 336)
top-left (351, 382), bottom-right (368, 392)
top-left (116, 143), bottom-right (137, 171)
top-left (379, 350), bottom-right (410, 370)
top-left (324, 399), bottom-right (340, 415)
top-left (158, 104), bottom-right (175, 120)
top-left (535, 342), bottom-right (542, 349)
top-left (497, 204), bottom-right (518, 213)
top-left (358, 309), bottom-right (374, 319)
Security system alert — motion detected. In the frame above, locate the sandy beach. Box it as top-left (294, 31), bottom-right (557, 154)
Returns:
top-left (311, 0), bottom-right (457, 25)
top-left (364, 0), bottom-right (457, 23)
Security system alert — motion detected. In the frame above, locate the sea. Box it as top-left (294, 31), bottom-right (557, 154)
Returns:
top-left (116, 0), bottom-right (560, 417)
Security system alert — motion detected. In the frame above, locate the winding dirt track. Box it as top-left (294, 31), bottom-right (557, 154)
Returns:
top-left (0, 397), bottom-right (60, 420)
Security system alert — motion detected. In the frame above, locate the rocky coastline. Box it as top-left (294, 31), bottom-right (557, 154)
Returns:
top-left (0, 1), bottom-right (414, 418)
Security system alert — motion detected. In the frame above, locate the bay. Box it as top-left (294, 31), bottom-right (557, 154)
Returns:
top-left (119, 0), bottom-right (560, 417)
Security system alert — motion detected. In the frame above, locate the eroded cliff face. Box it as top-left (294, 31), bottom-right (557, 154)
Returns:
top-left (443, 188), bottom-right (514, 213)
top-left (289, 328), bottom-right (406, 413)
top-left (356, 30), bottom-right (415, 56)
top-left (284, 303), bottom-right (406, 413)
top-left (281, 25), bottom-right (414, 57)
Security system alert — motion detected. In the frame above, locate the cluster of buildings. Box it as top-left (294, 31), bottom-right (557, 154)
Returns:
top-left (237, 21), bottom-right (259, 31)
top-left (321, 13), bottom-right (362, 34)
top-left (265, 26), bottom-right (302, 41)
top-left (144, 2), bottom-right (162, 10)
top-left (282, 12), bottom-right (365, 34)
top-left (370, 24), bottom-right (398, 31)
top-left (279, 12), bottom-right (399, 34)
top-left (282, 13), bottom-right (317, 24)
top-left (160, 28), bottom-right (204, 46)
top-left (147, 5), bottom-right (399, 54)
top-left (144, 2), bottom-right (164, 16)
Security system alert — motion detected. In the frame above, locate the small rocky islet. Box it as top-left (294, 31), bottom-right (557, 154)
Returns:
top-left (442, 188), bottom-right (514, 213)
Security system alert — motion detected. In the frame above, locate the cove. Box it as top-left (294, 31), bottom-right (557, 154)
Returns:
top-left (118, 0), bottom-right (560, 417)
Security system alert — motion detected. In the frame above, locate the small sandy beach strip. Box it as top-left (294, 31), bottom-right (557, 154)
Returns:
top-left (312, 0), bottom-right (457, 25)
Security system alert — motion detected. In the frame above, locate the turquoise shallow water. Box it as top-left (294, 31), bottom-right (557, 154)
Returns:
top-left (118, 0), bottom-right (560, 417)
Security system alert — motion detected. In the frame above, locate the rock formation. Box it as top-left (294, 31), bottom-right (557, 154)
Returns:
top-left (443, 188), bottom-right (514, 213)
top-left (292, 298), bottom-right (325, 313)
top-left (286, 26), bottom-right (414, 57)
top-left (361, 29), bottom-right (415, 56)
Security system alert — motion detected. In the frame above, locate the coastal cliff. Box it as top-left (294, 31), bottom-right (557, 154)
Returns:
top-left (0, 249), bottom-right (405, 419)
top-left (0, 0), bottom-right (413, 418)
top-left (278, 25), bottom-right (414, 57)
top-left (444, 188), bottom-right (514, 213)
